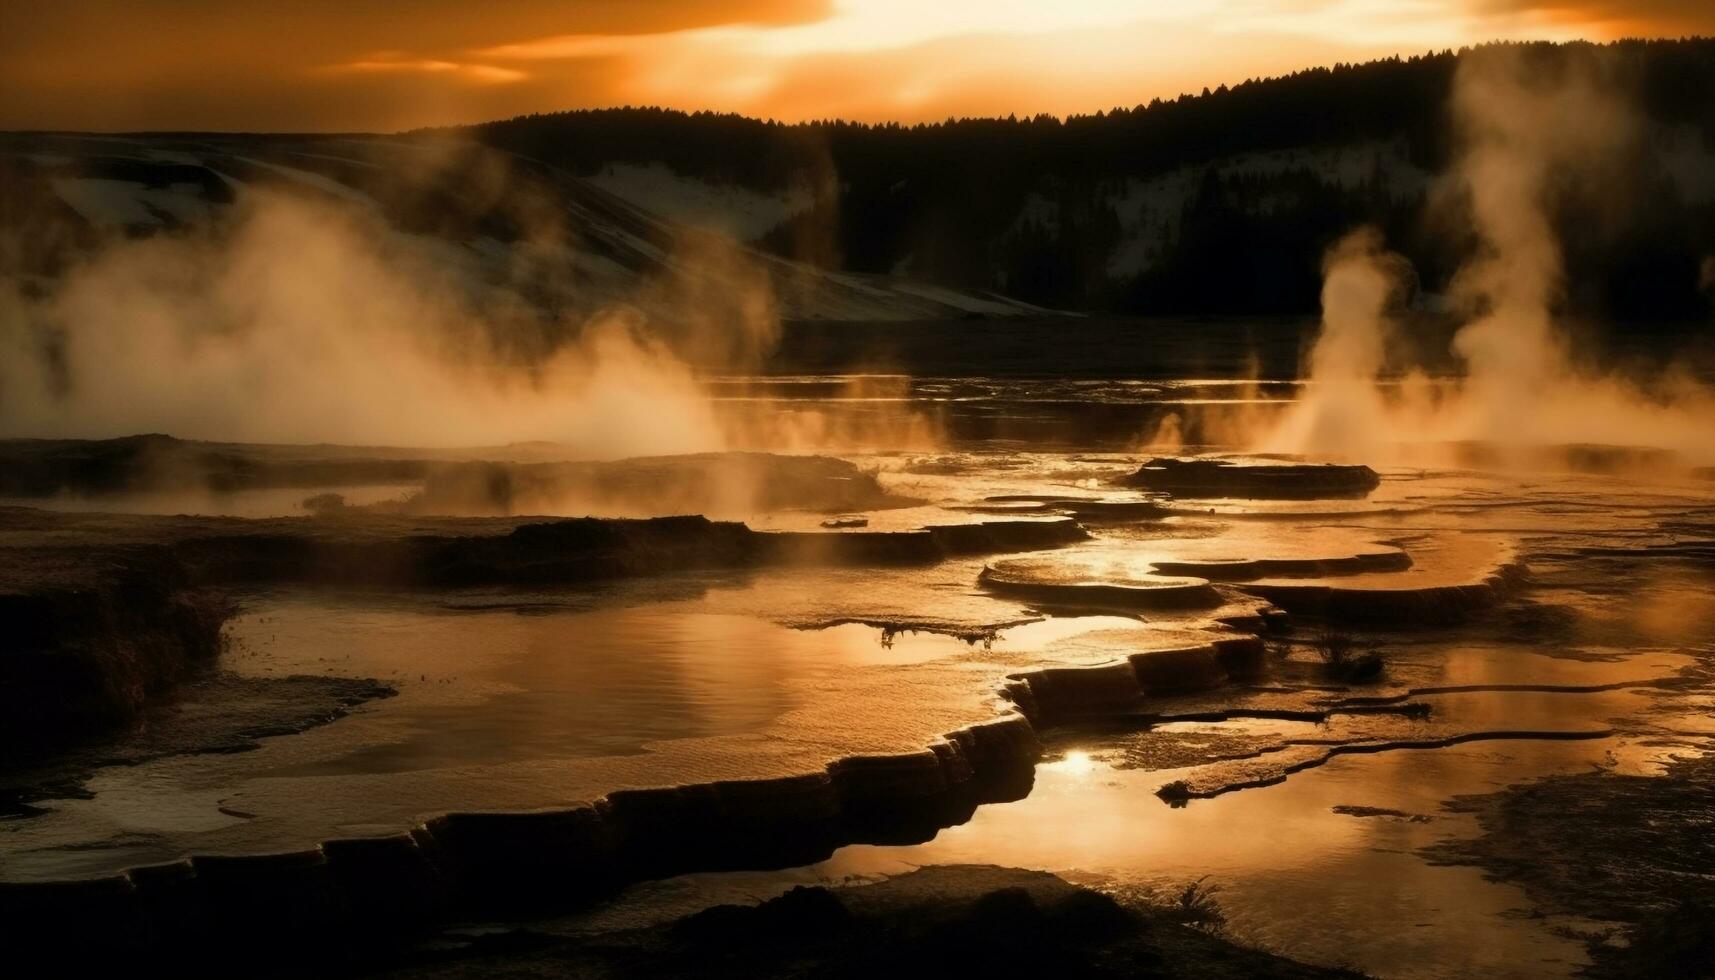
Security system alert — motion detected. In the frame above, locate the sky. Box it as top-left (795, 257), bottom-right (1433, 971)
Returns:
top-left (2, 1), bottom-right (1711, 132)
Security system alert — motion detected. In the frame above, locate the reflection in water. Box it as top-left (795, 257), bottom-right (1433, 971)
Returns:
top-left (549, 611), bottom-right (1709, 980)
top-left (819, 740), bottom-right (1633, 980)
top-left (582, 736), bottom-right (1671, 979)
top-left (228, 597), bottom-right (1016, 774)
top-left (8, 564), bottom-right (1159, 882)
top-left (7, 436), bottom-right (1714, 980)
top-left (230, 598), bottom-right (1115, 774)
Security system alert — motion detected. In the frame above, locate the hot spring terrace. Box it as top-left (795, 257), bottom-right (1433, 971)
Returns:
top-left (3, 443), bottom-right (1714, 968)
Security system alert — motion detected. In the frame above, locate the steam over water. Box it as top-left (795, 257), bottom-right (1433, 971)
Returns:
top-left (0, 191), bottom-right (770, 453)
top-left (1269, 46), bottom-right (1715, 467)
top-left (4, 42), bottom-right (1715, 980)
top-left (6, 47), bottom-right (1713, 468)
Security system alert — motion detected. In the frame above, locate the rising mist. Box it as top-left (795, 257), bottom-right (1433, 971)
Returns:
top-left (0, 185), bottom-right (764, 454)
top-left (1266, 45), bottom-right (1715, 467)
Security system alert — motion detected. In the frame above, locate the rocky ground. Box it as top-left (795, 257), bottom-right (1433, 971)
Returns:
top-left (1424, 750), bottom-right (1715, 978)
top-left (385, 866), bottom-right (1363, 979)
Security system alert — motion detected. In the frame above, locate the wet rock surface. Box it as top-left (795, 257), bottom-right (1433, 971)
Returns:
top-left (0, 503), bottom-right (1086, 749)
top-left (1074, 624), bottom-right (1701, 803)
top-left (1122, 457), bottom-right (1381, 499)
top-left (6, 443), bottom-right (1715, 978)
top-left (1422, 751), bottom-right (1715, 978)
top-left (979, 553), bottom-right (1223, 610)
top-left (2, 671), bottom-right (395, 815)
top-left (1236, 533), bottom-right (1525, 625)
top-left (0, 719), bottom-right (1049, 963)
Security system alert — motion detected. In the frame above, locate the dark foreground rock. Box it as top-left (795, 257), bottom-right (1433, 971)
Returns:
top-left (0, 545), bottom-right (232, 758)
top-left (1123, 458), bottom-right (1380, 499)
top-left (381, 865), bottom-right (1358, 980)
top-left (9, 864), bottom-right (1356, 978)
top-left (0, 715), bottom-right (1046, 967)
top-left (1422, 750), bottom-right (1715, 979)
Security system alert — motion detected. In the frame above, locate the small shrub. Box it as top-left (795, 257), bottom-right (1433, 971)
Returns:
top-left (1313, 628), bottom-right (1356, 666)
top-left (1167, 877), bottom-right (1227, 932)
top-left (1313, 628), bottom-right (1387, 683)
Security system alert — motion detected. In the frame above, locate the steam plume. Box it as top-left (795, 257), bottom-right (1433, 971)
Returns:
top-left (1, 190), bottom-right (738, 453)
top-left (1265, 46), bottom-right (1715, 468)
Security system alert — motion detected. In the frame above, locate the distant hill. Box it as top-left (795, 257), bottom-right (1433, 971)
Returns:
top-left (5, 40), bottom-right (1713, 326)
top-left (457, 39), bottom-right (1715, 321)
top-left (0, 135), bottom-right (1049, 331)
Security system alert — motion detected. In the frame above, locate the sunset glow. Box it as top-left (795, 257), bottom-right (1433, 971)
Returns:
top-left (2, 0), bottom-right (1707, 131)
top-left (5, 0), bottom-right (1715, 970)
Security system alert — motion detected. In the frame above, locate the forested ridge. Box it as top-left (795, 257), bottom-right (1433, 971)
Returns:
top-left (443, 40), bottom-right (1715, 320)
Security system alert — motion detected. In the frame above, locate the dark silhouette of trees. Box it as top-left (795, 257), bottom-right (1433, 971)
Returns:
top-left (429, 40), bottom-right (1715, 319)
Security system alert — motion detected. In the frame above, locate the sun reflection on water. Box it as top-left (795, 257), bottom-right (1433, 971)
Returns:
top-left (1055, 749), bottom-right (1097, 775)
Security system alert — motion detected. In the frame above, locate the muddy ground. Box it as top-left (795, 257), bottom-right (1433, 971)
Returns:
top-left (1425, 750), bottom-right (1715, 978)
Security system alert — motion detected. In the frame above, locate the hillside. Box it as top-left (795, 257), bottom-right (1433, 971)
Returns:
top-left (0, 134), bottom-right (1049, 330)
top-left (4, 39), bottom-right (1713, 327)
top-left (462, 39), bottom-right (1715, 320)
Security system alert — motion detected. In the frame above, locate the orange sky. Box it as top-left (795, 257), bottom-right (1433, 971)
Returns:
top-left (2, 1), bottom-right (1710, 132)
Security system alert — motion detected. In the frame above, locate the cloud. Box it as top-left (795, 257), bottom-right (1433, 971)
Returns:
top-left (0, 1), bottom-right (833, 57)
top-left (0, 0), bottom-right (832, 129)
top-left (1, 0), bottom-right (1703, 131)
top-left (1467, 0), bottom-right (1715, 35)
top-left (327, 57), bottom-right (528, 87)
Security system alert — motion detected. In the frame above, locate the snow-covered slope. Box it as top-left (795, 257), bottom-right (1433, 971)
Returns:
top-left (1, 133), bottom-right (1050, 323)
top-left (585, 162), bottom-right (816, 242)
